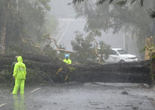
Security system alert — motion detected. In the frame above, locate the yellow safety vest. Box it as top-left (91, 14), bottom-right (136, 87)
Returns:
top-left (63, 59), bottom-right (72, 64)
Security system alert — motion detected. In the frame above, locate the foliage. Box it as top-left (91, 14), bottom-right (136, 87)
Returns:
top-left (0, 0), bottom-right (57, 56)
top-left (73, 0), bottom-right (144, 7)
top-left (71, 31), bottom-right (110, 64)
top-left (71, 32), bottom-right (96, 63)
top-left (43, 44), bottom-right (57, 59)
top-left (57, 46), bottom-right (66, 60)
top-left (73, 0), bottom-right (155, 58)
top-left (98, 41), bottom-right (111, 60)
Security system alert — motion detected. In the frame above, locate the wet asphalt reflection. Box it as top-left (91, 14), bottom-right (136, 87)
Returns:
top-left (0, 83), bottom-right (155, 110)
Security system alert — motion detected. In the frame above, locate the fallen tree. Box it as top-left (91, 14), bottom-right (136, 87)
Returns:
top-left (0, 55), bottom-right (151, 85)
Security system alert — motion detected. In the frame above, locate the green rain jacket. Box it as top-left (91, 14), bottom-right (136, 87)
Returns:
top-left (13, 56), bottom-right (27, 80)
top-left (63, 58), bottom-right (72, 64)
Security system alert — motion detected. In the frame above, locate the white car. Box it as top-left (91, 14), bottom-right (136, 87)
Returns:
top-left (105, 48), bottom-right (138, 63)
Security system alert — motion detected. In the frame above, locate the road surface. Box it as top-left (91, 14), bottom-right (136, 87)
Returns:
top-left (0, 83), bottom-right (155, 110)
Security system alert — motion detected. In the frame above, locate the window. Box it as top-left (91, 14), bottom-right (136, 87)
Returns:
top-left (117, 50), bottom-right (128, 54)
top-left (110, 50), bottom-right (117, 55)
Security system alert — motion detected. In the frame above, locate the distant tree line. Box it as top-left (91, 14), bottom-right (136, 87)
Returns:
top-left (0, 0), bottom-right (57, 56)
top-left (73, 0), bottom-right (155, 58)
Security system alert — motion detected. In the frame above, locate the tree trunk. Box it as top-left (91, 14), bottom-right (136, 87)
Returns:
top-left (0, 24), bottom-right (6, 55)
top-left (0, 0), bottom-right (10, 55)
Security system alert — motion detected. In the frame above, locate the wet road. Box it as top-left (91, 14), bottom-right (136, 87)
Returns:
top-left (0, 83), bottom-right (155, 110)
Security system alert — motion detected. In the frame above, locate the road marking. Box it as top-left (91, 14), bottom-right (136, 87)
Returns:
top-left (31, 88), bottom-right (41, 94)
top-left (0, 103), bottom-right (7, 108)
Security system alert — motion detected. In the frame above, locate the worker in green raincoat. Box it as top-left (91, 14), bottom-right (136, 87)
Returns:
top-left (12, 56), bottom-right (27, 95)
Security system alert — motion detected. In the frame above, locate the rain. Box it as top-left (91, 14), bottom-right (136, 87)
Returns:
top-left (0, 0), bottom-right (155, 110)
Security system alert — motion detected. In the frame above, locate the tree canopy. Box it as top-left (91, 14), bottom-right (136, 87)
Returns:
top-left (71, 31), bottom-right (111, 64)
top-left (73, 0), bottom-right (155, 58)
top-left (0, 0), bottom-right (57, 56)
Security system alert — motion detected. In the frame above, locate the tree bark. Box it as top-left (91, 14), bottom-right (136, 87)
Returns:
top-left (0, 0), bottom-right (10, 55)
top-left (0, 24), bottom-right (6, 55)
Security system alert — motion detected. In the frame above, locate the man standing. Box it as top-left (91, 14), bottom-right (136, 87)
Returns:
top-left (63, 54), bottom-right (72, 81)
top-left (12, 56), bottom-right (27, 95)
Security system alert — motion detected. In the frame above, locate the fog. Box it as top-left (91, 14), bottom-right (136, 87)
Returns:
top-left (50, 0), bottom-right (141, 58)
top-left (0, 1), bottom-right (155, 110)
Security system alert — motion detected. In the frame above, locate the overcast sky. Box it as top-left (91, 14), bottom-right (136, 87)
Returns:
top-left (50, 0), bottom-right (86, 50)
top-left (50, 0), bottom-right (76, 18)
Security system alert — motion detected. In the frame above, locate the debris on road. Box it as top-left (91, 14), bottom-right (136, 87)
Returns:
top-left (0, 103), bottom-right (7, 108)
top-left (31, 88), bottom-right (41, 94)
top-left (121, 91), bottom-right (129, 95)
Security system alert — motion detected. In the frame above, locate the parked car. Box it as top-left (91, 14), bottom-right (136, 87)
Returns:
top-left (105, 48), bottom-right (138, 63)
